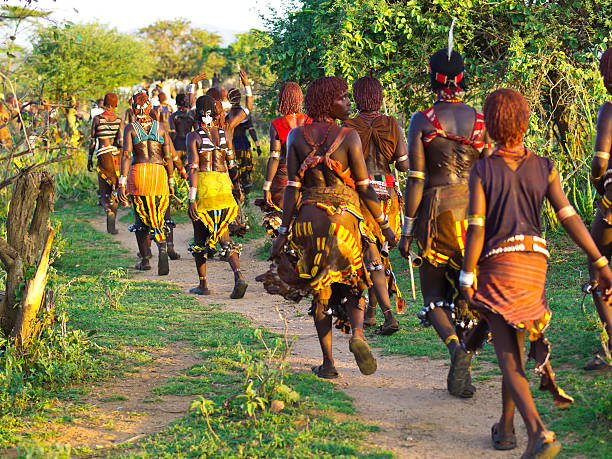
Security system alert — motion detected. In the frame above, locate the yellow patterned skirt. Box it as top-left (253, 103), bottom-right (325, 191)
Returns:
top-left (195, 171), bottom-right (237, 212)
top-left (193, 171), bottom-right (239, 249)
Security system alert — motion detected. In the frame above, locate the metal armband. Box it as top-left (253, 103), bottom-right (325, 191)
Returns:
top-left (556, 205), bottom-right (576, 222)
top-left (406, 170), bottom-right (425, 180)
top-left (467, 214), bottom-right (485, 227)
top-left (401, 216), bottom-right (416, 236)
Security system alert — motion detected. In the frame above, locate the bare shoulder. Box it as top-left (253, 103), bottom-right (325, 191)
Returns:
top-left (408, 110), bottom-right (430, 130)
top-left (599, 101), bottom-right (612, 120)
top-left (186, 129), bottom-right (201, 142)
top-left (342, 126), bottom-right (361, 145)
top-left (287, 125), bottom-right (304, 143)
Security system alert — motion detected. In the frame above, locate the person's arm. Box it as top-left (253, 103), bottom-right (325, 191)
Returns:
top-left (225, 141), bottom-right (240, 184)
top-left (392, 118), bottom-right (410, 172)
top-left (271, 129), bottom-right (302, 258)
top-left (187, 73), bottom-right (207, 109)
top-left (459, 168), bottom-right (486, 302)
top-left (168, 113), bottom-right (177, 141)
top-left (161, 129), bottom-right (174, 193)
top-left (169, 137), bottom-right (187, 180)
top-left (247, 117), bottom-right (261, 155)
top-left (263, 123), bottom-right (281, 204)
top-left (346, 129), bottom-right (396, 246)
top-left (88, 116), bottom-right (98, 171)
top-left (117, 124), bottom-right (133, 203)
top-left (547, 168), bottom-right (612, 298)
top-left (591, 104), bottom-right (612, 195)
top-left (115, 119), bottom-right (124, 150)
top-left (240, 70), bottom-right (253, 112)
top-left (398, 113), bottom-right (427, 259)
top-left (187, 131), bottom-right (200, 221)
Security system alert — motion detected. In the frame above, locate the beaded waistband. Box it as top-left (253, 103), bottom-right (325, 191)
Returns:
top-left (483, 234), bottom-right (549, 260)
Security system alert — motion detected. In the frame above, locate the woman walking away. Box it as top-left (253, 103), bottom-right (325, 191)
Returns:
top-left (460, 88), bottom-right (612, 458)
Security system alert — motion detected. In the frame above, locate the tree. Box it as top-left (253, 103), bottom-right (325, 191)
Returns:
top-left (26, 22), bottom-right (152, 102)
top-left (262, 0), bottom-right (612, 219)
top-left (138, 19), bottom-right (225, 81)
top-left (224, 29), bottom-right (275, 87)
top-left (0, 6), bottom-right (72, 346)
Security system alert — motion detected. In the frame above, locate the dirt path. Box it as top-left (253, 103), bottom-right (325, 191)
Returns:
top-left (95, 210), bottom-right (526, 458)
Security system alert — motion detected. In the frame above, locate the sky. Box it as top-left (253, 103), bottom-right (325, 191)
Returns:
top-left (27, 0), bottom-right (287, 44)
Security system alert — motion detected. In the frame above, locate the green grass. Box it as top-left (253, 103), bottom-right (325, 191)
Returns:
top-left (367, 231), bottom-right (612, 457)
top-left (1, 199), bottom-right (385, 458)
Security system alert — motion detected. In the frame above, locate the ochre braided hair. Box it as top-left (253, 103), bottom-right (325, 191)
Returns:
top-left (305, 76), bottom-right (348, 120)
top-left (483, 88), bottom-right (530, 147)
top-left (131, 90), bottom-right (151, 118)
top-left (352, 76), bottom-right (383, 112)
top-left (277, 82), bottom-right (303, 115)
top-left (206, 87), bottom-right (222, 101)
top-left (103, 92), bottom-right (118, 108)
top-left (599, 48), bottom-right (612, 86)
top-left (205, 88), bottom-right (225, 128)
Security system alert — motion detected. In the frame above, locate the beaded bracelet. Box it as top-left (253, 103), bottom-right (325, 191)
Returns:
top-left (263, 181), bottom-right (271, 191)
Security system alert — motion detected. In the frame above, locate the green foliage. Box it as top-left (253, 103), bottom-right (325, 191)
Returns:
top-left (95, 267), bottom-right (131, 310)
top-left (264, 0), bottom-right (612, 224)
top-left (224, 29), bottom-right (275, 88)
top-left (0, 313), bottom-right (99, 413)
top-left (236, 380), bottom-right (268, 419)
top-left (26, 22), bottom-right (153, 102)
top-left (138, 19), bottom-right (224, 81)
top-left (0, 200), bottom-right (384, 456)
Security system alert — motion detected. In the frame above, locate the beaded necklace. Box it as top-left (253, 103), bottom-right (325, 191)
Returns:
top-left (303, 122), bottom-right (333, 151)
top-left (435, 90), bottom-right (464, 104)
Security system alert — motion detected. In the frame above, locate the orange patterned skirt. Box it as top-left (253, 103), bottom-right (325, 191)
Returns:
top-left (126, 163), bottom-right (169, 197)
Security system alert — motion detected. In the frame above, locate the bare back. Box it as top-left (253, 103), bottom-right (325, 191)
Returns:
top-left (124, 121), bottom-right (171, 165)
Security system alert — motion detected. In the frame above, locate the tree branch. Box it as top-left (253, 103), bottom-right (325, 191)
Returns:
top-left (0, 236), bottom-right (17, 269)
top-left (0, 154), bottom-right (73, 191)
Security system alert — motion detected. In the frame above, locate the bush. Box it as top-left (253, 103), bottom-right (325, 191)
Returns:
top-left (0, 312), bottom-right (99, 413)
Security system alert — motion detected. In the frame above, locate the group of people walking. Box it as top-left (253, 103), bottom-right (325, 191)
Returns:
top-left (87, 38), bottom-right (612, 457)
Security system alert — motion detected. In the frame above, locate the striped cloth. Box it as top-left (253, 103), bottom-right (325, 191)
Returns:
top-left (94, 117), bottom-right (122, 141)
top-left (96, 145), bottom-right (120, 157)
top-left (126, 163), bottom-right (169, 196)
top-left (473, 251), bottom-right (550, 334)
top-left (132, 195), bottom-right (170, 244)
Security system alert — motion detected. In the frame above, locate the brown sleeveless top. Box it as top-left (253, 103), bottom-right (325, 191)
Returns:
top-left (471, 149), bottom-right (553, 258)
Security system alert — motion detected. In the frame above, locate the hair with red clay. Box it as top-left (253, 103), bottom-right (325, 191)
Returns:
top-left (353, 76), bottom-right (383, 112)
top-left (599, 48), bottom-right (612, 86)
top-left (277, 81), bottom-right (303, 115)
top-left (305, 76), bottom-right (348, 120)
top-left (483, 88), bottom-right (530, 147)
top-left (103, 92), bottom-right (118, 108)
top-left (206, 87), bottom-right (222, 101)
top-left (159, 92), bottom-right (167, 103)
top-left (131, 90), bottom-right (151, 116)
